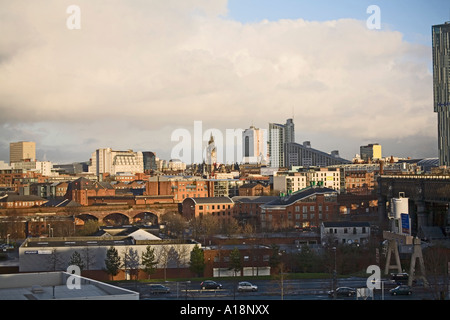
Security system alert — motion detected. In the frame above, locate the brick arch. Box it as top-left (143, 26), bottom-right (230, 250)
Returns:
top-left (131, 211), bottom-right (159, 225)
top-left (78, 208), bottom-right (170, 224)
top-left (102, 212), bottom-right (131, 226)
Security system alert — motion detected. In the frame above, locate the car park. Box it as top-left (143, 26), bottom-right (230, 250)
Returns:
top-left (149, 284), bottom-right (171, 294)
top-left (327, 287), bottom-right (356, 297)
top-left (390, 285), bottom-right (412, 296)
top-left (200, 280), bottom-right (222, 290)
top-left (237, 281), bottom-right (258, 292)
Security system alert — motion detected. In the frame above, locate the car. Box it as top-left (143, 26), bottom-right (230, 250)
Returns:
top-left (390, 285), bottom-right (412, 296)
top-left (390, 273), bottom-right (409, 284)
top-left (237, 281), bottom-right (258, 292)
top-left (327, 287), bottom-right (356, 297)
top-left (200, 280), bottom-right (222, 290)
top-left (148, 284), bottom-right (171, 294)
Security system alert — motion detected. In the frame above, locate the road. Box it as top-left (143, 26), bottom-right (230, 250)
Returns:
top-left (118, 277), bottom-right (437, 300)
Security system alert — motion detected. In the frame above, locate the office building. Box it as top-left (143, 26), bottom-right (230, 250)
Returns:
top-left (360, 143), bottom-right (382, 162)
top-left (433, 22), bottom-right (450, 166)
top-left (88, 148), bottom-right (143, 176)
top-left (285, 141), bottom-right (350, 168)
top-left (10, 141), bottom-right (35, 164)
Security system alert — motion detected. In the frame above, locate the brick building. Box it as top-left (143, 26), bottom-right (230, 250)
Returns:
top-left (181, 197), bottom-right (234, 220)
top-left (232, 196), bottom-right (278, 230)
top-left (238, 182), bottom-right (270, 196)
top-left (260, 187), bottom-right (338, 230)
top-left (64, 177), bottom-right (115, 206)
top-left (145, 176), bottom-right (214, 202)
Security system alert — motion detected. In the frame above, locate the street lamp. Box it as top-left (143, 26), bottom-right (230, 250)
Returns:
top-left (7, 234), bottom-right (10, 246)
top-left (332, 247), bottom-right (337, 299)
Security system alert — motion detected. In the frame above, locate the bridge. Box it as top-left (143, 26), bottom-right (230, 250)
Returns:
top-left (377, 175), bottom-right (450, 234)
top-left (0, 203), bottom-right (180, 238)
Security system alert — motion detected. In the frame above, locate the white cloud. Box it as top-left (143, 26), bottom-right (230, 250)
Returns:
top-left (0, 1), bottom-right (435, 162)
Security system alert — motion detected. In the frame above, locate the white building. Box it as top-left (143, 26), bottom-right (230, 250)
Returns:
top-left (273, 167), bottom-right (341, 194)
top-left (242, 126), bottom-right (267, 164)
top-left (321, 221), bottom-right (371, 246)
top-left (167, 159), bottom-right (186, 171)
top-left (89, 148), bottom-right (144, 175)
top-left (268, 119), bottom-right (295, 168)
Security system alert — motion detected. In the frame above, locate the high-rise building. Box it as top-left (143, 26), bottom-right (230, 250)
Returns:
top-left (432, 22), bottom-right (450, 166)
top-left (268, 119), bottom-right (295, 168)
top-left (10, 141), bottom-right (36, 164)
top-left (242, 126), bottom-right (267, 164)
top-left (360, 143), bottom-right (382, 162)
top-left (89, 148), bottom-right (143, 176)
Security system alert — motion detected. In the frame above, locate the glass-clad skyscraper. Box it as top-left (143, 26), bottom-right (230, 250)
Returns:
top-left (432, 22), bottom-right (450, 166)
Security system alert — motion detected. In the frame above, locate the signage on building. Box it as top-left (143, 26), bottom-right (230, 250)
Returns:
top-left (401, 213), bottom-right (410, 234)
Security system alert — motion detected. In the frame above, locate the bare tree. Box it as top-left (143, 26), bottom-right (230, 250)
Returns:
top-left (123, 247), bottom-right (140, 281)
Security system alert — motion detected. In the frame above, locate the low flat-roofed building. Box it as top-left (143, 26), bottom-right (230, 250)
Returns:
top-left (0, 271), bottom-right (139, 300)
top-left (19, 236), bottom-right (199, 280)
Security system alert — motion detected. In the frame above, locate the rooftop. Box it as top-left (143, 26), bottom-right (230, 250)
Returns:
top-left (0, 272), bottom-right (139, 300)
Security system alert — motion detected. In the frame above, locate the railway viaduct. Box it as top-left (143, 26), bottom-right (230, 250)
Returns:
top-left (0, 203), bottom-right (180, 237)
top-left (377, 174), bottom-right (450, 234)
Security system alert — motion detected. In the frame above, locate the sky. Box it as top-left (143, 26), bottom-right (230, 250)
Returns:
top-left (1, 0), bottom-right (449, 165)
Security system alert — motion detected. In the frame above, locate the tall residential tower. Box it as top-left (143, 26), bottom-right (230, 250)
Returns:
top-left (268, 118), bottom-right (295, 168)
top-left (432, 22), bottom-right (450, 166)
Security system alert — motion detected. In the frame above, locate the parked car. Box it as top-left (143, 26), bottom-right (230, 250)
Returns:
top-left (327, 287), bottom-right (356, 297)
top-left (390, 273), bottom-right (409, 284)
top-left (390, 285), bottom-right (412, 296)
top-left (149, 284), bottom-right (171, 294)
top-left (237, 281), bottom-right (258, 292)
top-left (200, 280), bottom-right (222, 290)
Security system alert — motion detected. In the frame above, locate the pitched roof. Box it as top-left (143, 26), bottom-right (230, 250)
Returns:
top-left (232, 196), bottom-right (278, 204)
top-left (186, 196), bottom-right (233, 204)
top-left (322, 221), bottom-right (371, 228)
top-left (263, 187), bottom-right (337, 207)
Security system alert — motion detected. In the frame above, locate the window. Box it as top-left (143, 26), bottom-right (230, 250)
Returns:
top-left (199, 205), bottom-right (203, 210)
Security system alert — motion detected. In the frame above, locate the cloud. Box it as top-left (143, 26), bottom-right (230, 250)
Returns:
top-left (0, 1), bottom-right (435, 163)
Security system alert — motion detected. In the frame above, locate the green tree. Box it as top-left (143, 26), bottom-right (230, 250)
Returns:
top-left (268, 244), bottom-right (281, 271)
top-left (189, 245), bottom-right (205, 277)
top-left (229, 247), bottom-right (242, 276)
top-left (68, 250), bottom-right (85, 271)
top-left (141, 245), bottom-right (158, 280)
top-left (104, 246), bottom-right (121, 280)
top-left (123, 247), bottom-right (140, 281)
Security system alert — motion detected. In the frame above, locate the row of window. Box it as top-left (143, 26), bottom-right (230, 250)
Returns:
top-left (261, 213), bottom-right (328, 221)
top-left (198, 204), bottom-right (232, 210)
top-left (327, 227), bottom-right (368, 234)
top-left (214, 254), bottom-right (270, 263)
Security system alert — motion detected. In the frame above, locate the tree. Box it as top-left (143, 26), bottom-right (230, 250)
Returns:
top-left (141, 245), bottom-right (158, 280)
top-left (104, 246), bottom-right (121, 281)
top-left (229, 247), bottom-right (242, 276)
top-left (268, 244), bottom-right (281, 272)
top-left (123, 247), bottom-right (140, 281)
top-left (189, 245), bottom-right (205, 277)
top-left (46, 249), bottom-right (65, 271)
top-left (68, 251), bottom-right (85, 271)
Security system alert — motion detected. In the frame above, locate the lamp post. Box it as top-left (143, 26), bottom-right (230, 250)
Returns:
top-left (332, 247), bottom-right (337, 299)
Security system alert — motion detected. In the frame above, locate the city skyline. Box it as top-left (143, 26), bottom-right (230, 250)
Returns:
top-left (1, 1), bottom-right (449, 164)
